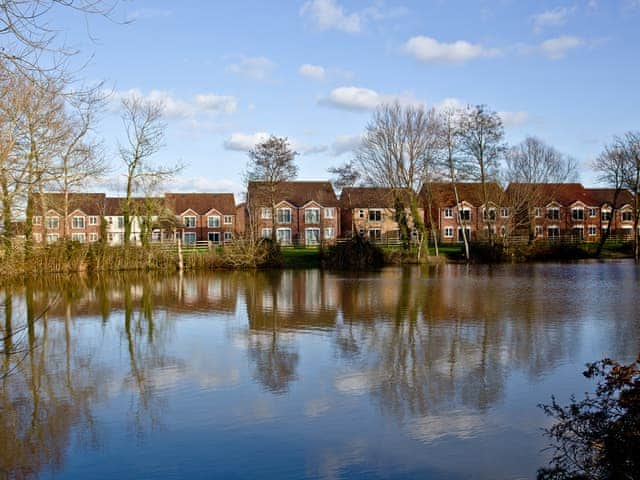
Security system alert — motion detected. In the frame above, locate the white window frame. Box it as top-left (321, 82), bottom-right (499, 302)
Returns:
top-left (534, 207), bottom-right (542, 218)
top-left (305, 227), bottom-right (320, 245)
top-left (305, 208), bottom-right (320, 224)
top-left (33, 216), bottom-right (42, 225)
top-left (324, 207), bottom-right (335, 219)
top-left (588, 225), bottom-right (597, 237)
top-left (444, 208), bottom-right (453, 219)
top-left (368, 209), bottom-right (382, 222)
top-left (358, 209), bottom-right (365, 219)
top-left (500, 207), bottom-right (509, 218)
top-left (547, 226), bottom-right (560, 238)
top-left (223, 215), bottom-right (233, 225)
top-left (88, 215), bottom-right (98, 225)
top-left (535, 225), bottom-right (543, 237)
top-left (46, 216), bottom-right (59, 230)
top-left (72, 216), bottom-right (85, 229)
top-left (89, 232), bottom-right (99, 242)
top-left (34, 233), bottom-right (42, 243)
top-left (622, 210), bottom-right (633, 222)
top-left (183, 232), bottom-right (197, 244)
top-left (324, 227), bottom-right (335, 239)
top-left (207, 215), bottom-right (220, 228)
top-left (368, 228), bottom-right (381, 241)
top-left (444, 227), bottom-right (454, 238)
top-left (261, 228), bottom-right (271, 238)
top-left (276, 228), bottom-right (292, 245)
top-left (547, 207), bottom-right (560, 220)
top-left (184, 215), bottom-right (197, 228)
top-left (571, 207), bottom-right (584, 221)
top-left (260, 208), bottom-right (272, 220)
top-left (71, 232), bottom-right (85, 243)
top-left (459, 208), bottom-right (471, 221)
top-left (46, 233), bottom-right (59, 244)
top-left (588, 208), bottom-right (597, 218)
top-left (224, 231), bottom-right (233, 242)
top-left (277, 207), bottom-right (292, 224)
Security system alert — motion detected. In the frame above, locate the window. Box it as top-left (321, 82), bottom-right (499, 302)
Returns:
top-left (305, 208), bottom-right (320, 224)
top-left (34, 233), bottom-right (42, 243)
top-left (535, 225), bottom-right (543, 237)
top-left (224, 232), bottom-right (233, 242)
top-left (572, 226), bottom-right (584, 239)
top-left (500, 207), bottom-right (509, 218)
top-left (358, 209), bottom-right (365, 219)
top-left (260, 208), bottom-right (272, 219)
top-left (208, 232), bottom-right (220, 243)
top-left (224, 215), bottom-right (233, 224)
top-left (261, 228), bottom-right (271, 238)
top-left (572, 208), bottom-right (584, 221)
top-left (588, 208), bottom-right (597, 218)
top-left (324, 208), bottom-right (335, 219)
top-left (324, 227), bottom-right (335, 239)
top-left (588, 225), bottom-right (597, 237)
top-left (622, 211), bottom-right (633, 222)
top-left (459, 209), bottom-right (471, 221)
top-left (276, 228), bottom-right (291, 244)
top-left (482, 208), bottom-right (496, 221)
top-left (47, 233), bottom-right (59, 244)
top-left (548, 226), bottom-right (560, 239)
top-left (46, 216), bottom-right (59, 229)
top-left (183, 232), bottom-right (196, 244)
top-left (534, 207), bottom-right (542, 218)
top-left (89, 216), bottom-right (98, 225)
top-left (444, 227), bottom-right (454, 238)
top-left (601, 210), bottom-right (611, 221)
top-left (184, 216), bottom-right (196, 228)
top-left (33, 216), bottom-right (42, 225)
top-left (305, 228), bottom-right (320, 245)
top-left (457, 227), bottom-right (471, 242)
top-left (368, 209), bottom-right (382, 222)
top-left (277, 208), bottom-right (292, 224)
top-left (117, 216), bottom-right (125, 229)
top-left (547, 208), bottom-right (560, 220)
top-left (207, 216), bottom-right (220, 228)
top-left (444, 208), bottom-right (453, 219)
top-left (89, 232), bottom-right (99, 242)
top-left (71, 233), bottom-right (85, 243)
top-left (368, 229), bottom-right (381, 241)
top-left (72, 216), bottom-right (85, 229)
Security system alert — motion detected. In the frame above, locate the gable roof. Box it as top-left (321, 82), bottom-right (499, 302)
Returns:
top-left (340, 187), bottom-right (414, 208)
top-left (164, 193), bottom-right (236, 215)
top-left (422, 182), bottom-right (504, 207)
top-left (504, 183), bottom-right (594, 206)
top-left (247, 181), bottom-right (339, 207)
top-left (33, 193), bottom-right (106, 216)
top-left (584, 188), bottom-right (634, 208)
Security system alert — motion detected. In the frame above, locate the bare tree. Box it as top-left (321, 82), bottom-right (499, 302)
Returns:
top-left (457, 104), bottom-right (506, 246)
top-left (355, 102), bottom-right (440, 260)
top-left (617, 132), bottom-right (640, 262)
top-left (246, 135), bottom-right (298, 242)
top-left (436, 107), bottom-right (470, 260)
top-left (118, 95), bottom-right (179, 247)
top-left (328, 161), bottom-right (359, 237)
top-left (504, 136), bottom-right (577, 244)
top-left (592, 143), bottom-right (626, 254)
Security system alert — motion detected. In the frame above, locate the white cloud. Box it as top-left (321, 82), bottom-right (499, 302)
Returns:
top-left (300, 0), bottom-right (407, 34)
top-left (110, 89), bottom-right (237, 119)
top-left (435, 97), bottom-right (465, 112)
top-left (299, 63), bottom-right (326, 80)
top-left (331, 134), bottom-right (363, 156)
top-left (531, 7), bottom-right (574, 33)
top-left (539, 35), bottom-right (583, 59)
top-left (498, 110), bottom-right (530, 127)
top-left (223, 132), bottom-right (327, 155)
top-left (126, 8), bottom-right (172, 21)
top-left (320, 86), bottom-right (418, 112)
top-left (226, 56), bottom-right (275, 80)
top-left (403, 35), bottom-right (501, 64)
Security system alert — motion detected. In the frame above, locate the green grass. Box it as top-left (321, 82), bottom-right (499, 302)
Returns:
top-left (281, 247), bottom-right (322, 268)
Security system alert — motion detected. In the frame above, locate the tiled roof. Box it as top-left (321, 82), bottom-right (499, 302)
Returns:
top-left (164, 193), bottom-right (236, 215)
top-left (422, 182), bottom-right (504, 207)
top-left (505, 183), bottom-right (595, 206)
top-left (33, 193), bottom-right (106, 215)
top-left (104, 197), bottom-right (164, 216)
top-left (340, 187), bottom-right (414, 208)
top-left (247, 181), bottom-right (339, 207)
top-left (584, 188), bottom-right (635, 208)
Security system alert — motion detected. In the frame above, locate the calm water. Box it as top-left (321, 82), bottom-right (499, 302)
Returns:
top-left (1, 263), bottom-right (639, 479)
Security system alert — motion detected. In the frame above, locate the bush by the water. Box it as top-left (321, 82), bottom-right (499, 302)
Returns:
top-left (321, 235), bottom-right (385, 269)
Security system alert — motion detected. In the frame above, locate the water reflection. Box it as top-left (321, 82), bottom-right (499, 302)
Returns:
top-left (0, 263), bottom-right (638, 479)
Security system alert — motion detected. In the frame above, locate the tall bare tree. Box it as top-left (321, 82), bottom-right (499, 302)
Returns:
top-left (328, 161), bottom-right (360, 237)
top-left (355, 102), bottom-right (440, 260)
top-left (118, 95), bottom-right (178, 246)
top-left (246, 135), bottom-right (298, 242)
top-left (617, 132), bottom-right (640, 262)
top-left (457, 104), bottom-right (506, 246)
top-left (504, 136), bottom-right (577, 244)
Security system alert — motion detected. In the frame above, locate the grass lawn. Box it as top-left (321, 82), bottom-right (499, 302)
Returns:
top-left (281, 247), bottom-right (322, 268)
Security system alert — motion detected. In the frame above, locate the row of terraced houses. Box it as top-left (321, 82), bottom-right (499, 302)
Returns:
top-left (26, 181), bottom-right (638, 246)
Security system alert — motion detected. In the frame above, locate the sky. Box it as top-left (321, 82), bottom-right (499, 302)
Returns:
top-left (51, 0), bottom-right (640, 199)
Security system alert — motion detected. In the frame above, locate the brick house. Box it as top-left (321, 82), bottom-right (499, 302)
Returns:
top-left (339, 187), bottom-right (423, 242)
top-left (32, 193), bottom-right (105, 244)
top-left (424, 183), bottom-right (508, 243)
top-left (164, 193), bottom-right (237, 244)
top-left (585, 188), bottom-right (636, 240)
top-left (246, 181), bottom-right (340, 245)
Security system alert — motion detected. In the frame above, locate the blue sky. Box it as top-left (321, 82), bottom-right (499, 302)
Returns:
top-left (55, 0), bottom-right (640, 198)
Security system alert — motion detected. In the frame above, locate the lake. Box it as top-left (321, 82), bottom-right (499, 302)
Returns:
top-left (1, 262), bottom-right (639, 479)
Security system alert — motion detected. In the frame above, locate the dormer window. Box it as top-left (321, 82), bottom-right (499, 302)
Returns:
top-left (547, 207), bottom-right (560, 220)
top-left (184, 216), bottom-right (196, 228)
top-left (572, 207), bottom-right (584, 221)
